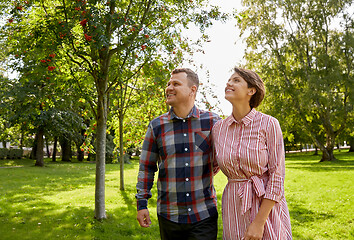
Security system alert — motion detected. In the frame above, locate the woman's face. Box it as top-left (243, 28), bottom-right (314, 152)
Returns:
top-left (225, 72), bottom-right (254, 104)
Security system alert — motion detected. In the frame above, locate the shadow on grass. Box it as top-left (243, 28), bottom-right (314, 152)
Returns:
top-left (90, 183), bottom-right (160, 240)
top-left (0, 202), bottom-right (97, 240)
top-left (285, 151), bottom-right (354, 172)
top-left (287, 197), bottom-right (335, 240)
top-left (90, 206), bottom-right (161, 240)
top-left (288, 201), bottom-right (335, 224)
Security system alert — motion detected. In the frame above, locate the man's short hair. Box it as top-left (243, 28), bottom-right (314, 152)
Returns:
top-left (171, 68), bottom-right (199, 89)
top-left (233, 67), bottom-right (265, 108)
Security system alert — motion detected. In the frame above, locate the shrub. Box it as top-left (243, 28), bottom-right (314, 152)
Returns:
top-left (0, 148), bottom-right (9, 159)
top-left (0, 148), bottom-right (23, 159)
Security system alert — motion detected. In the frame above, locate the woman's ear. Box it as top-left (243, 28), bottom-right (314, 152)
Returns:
top-left (248, 88), bottom-right (256, 96)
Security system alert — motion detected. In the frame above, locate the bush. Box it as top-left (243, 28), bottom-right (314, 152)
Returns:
top-left (0, 148), bottom-right (9, 159)
top-left (0, 148), bottom-right (23, 159)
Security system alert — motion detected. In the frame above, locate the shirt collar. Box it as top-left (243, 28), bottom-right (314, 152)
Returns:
top-left (168, 105), bottom-right (200, 120)
top-left (226, 108), bottom-right (257, 126)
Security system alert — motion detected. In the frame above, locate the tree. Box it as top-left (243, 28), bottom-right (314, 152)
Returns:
top-left (2, 0), bottom-right (226, 219)
top-left (236, 0), bottom-right (354, 161)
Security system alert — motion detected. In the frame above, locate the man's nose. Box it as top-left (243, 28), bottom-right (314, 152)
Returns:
top-left (166, 84), bottom-right (173, 91)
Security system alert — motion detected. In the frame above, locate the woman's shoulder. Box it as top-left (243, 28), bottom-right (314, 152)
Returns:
top-left (212, 115), bottom-right (232, 130)
top-left (254, 110), bottom-right (280, 126)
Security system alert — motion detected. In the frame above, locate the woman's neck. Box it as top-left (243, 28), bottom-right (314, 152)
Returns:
top-left (232, 103), bottom-right (252, 122)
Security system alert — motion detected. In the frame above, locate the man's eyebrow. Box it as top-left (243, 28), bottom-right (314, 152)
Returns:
top-left (168, 79), bottom-right (182, 83)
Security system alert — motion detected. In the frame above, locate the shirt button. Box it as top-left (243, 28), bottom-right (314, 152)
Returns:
top-left (186, 178), bottom-right (189, 181)
top-left (186, 193), bottom-right (190, 197)
top-left (185, 163), bottom-right (189, 166)
top-left (184, 148), bottom-right (188, 151)
top-left (188, 208), bottom-right (191, 211)
top-left (183, 133), bottom-right (187, 137)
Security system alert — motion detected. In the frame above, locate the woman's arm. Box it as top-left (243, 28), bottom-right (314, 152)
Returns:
top-left (244, 117), bottom-right (285, 240)
top-left (244, 198), bottom-right (275, 240)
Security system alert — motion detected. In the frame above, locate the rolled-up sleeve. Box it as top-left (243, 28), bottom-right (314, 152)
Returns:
top-left (264, 118), bottom-right (285, 202)
top-left (136, 124), bottom-right (159, 210)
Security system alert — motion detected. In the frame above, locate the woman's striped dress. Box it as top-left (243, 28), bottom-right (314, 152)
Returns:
top-left (212, 109), bottom-right (292, 240)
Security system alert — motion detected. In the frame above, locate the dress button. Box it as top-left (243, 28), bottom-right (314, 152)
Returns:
top-left (186, 178), bottom-right (189, 181)
top-left (186, 193), bottom-right (190, 197)
top-left (184, 133), bottom-right (187, 137)
top-left (188, 208), bottom-right (191, 211)
top-left (183, 119), bottom-right (186, 122)
top-left (185, 163), bottom-right (189, 166)
top-left (184, 148), bottom-right (188, 151)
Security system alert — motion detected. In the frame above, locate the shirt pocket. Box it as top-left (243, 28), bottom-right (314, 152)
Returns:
top-left (194, 130), bottom-right (211, 153)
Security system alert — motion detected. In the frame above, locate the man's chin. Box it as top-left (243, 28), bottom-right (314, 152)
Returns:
top-left (166, 99), bottom-right (175, 106)
top-left (166, 103), bottom-right (175, 107)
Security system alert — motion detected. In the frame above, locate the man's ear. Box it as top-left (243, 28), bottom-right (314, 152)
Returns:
top-left (190, 85), bottom-right (197, 96)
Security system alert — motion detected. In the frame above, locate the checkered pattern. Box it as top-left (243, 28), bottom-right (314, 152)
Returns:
top-left (136, 106), bottom-right (221, 223)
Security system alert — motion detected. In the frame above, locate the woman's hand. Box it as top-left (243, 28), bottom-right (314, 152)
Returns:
top-left (243, 198), bottom-right (276, 240)
top-left (244, 220), bottom-right (265, 240)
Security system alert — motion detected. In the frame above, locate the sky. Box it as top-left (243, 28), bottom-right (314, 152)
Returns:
top-left (183, 0), bottom-right (245, 116)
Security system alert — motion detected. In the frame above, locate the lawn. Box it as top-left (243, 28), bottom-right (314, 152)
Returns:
top-left (0, 150), bottom-right (353, 240)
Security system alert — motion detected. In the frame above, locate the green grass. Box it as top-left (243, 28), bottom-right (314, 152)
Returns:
top-left (0, 150), bottom-right (353, 239)
top-left (285, 150), bottom-right (354, 240)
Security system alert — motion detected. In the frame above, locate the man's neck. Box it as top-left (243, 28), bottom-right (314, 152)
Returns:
top-left (172, 103), bottom-right (195, 119)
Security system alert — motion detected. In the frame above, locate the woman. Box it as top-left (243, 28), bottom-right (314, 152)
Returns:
top-left (212, 67), bottom-right (292, 240)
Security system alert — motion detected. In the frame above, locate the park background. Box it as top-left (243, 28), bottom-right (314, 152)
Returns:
top-left (0, 0), bottom-right (353, 239)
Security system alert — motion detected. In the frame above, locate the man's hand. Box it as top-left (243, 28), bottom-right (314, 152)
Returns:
top-left (137, 209), bottom-right (152, 228)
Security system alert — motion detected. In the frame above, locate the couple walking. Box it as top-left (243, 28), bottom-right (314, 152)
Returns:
top-left (136, 68), bottom-right (292, 240)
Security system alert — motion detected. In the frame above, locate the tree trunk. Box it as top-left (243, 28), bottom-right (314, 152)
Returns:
top-left (77, 129), bottom-right (85, 162)
top-left (30, 134), bottom-right (38, 159)
top-left (45, 137), bottom-right (51, 158)
top-left (94, 79), bottom-right (108, 220)
top-left (52, 136), bottom-right (57, 162)
top-left (320, 134), bottom-right (337, 162)
top-left (77, 145), bottom-right (84, 162)
top-left (349, 144), bottom-right (354, 152)
top-left (320, 148), bottom-right (336, 162)
top-left (314, 146), bottom-right (318, 155)
top-left (119, 113), bottom-right (125, 191)
top-left (2, 141), bottom-right (7, 149)
top-left (35, 128), bottom-right (45, 167)
top-left (348, 136), bottom-right (354, 152)
top-left (60, 137), bottom-right (71, 162)
top-left (20, 131), bottom-right (24, 149)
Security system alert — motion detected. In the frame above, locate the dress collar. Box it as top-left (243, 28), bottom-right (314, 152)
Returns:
top-left (226, 108), bottom-right (257, 126)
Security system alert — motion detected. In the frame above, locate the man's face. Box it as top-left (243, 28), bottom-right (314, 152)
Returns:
top-left (165, 72), bottom-right (194, 108)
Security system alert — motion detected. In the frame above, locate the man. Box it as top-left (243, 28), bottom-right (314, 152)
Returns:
top-left (136, 68), bottom-right (220, 240)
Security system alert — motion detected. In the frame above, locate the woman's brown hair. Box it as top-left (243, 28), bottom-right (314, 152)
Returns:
top-left (233, 67), bottom-right (265, 108)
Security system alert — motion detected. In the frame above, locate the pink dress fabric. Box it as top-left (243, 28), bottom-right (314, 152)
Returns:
top-left (212, 109), bottom-right (292, 240)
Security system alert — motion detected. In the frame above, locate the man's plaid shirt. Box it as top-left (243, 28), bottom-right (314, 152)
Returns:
top-left (136, 106), bottom-right (221, 223)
